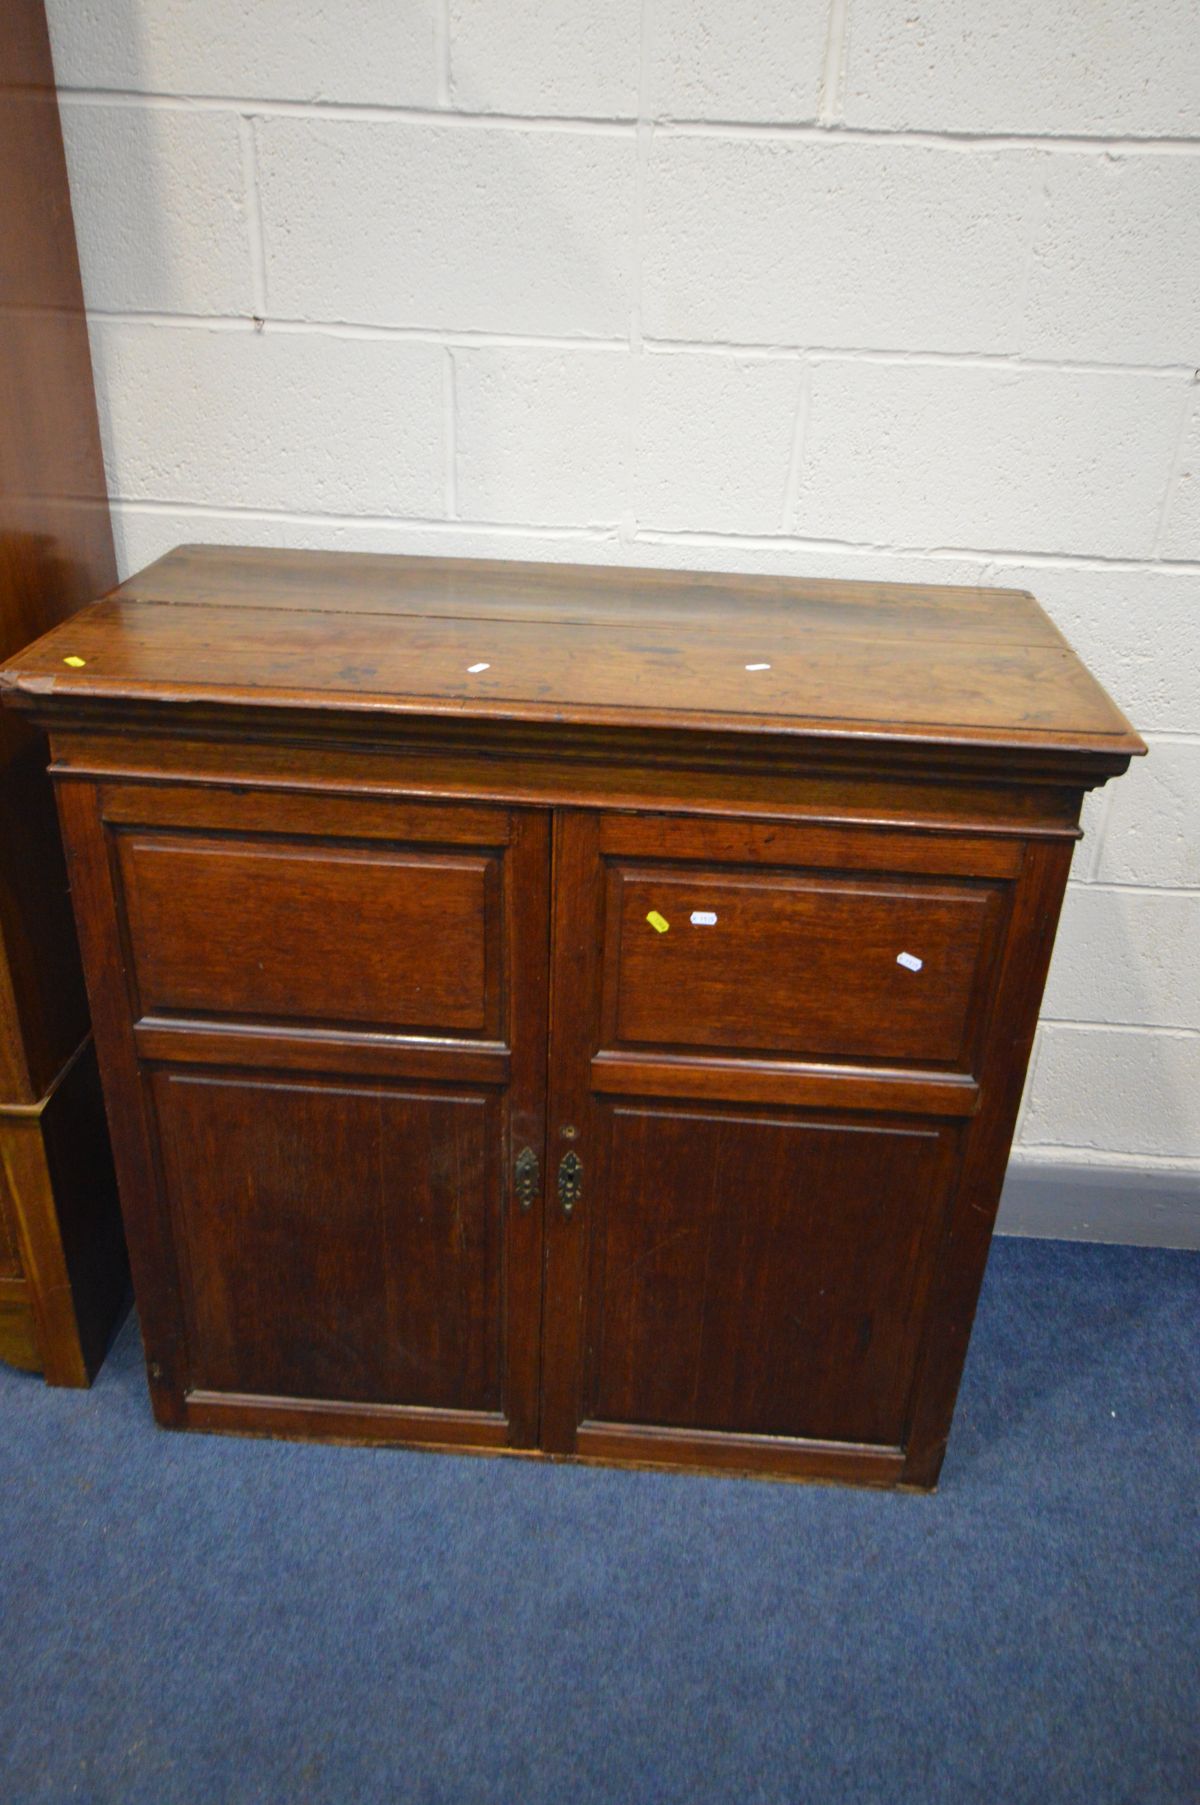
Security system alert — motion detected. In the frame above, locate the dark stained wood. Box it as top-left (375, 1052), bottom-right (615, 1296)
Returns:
top-left (183, 1391), bottom-right (510, 1450)
top-left (46, 723), bottom-right (1094, 835)
top-left (900, 836), bottom-right (1078, 1487)
top-left (0, 1153), bottom-right (23, 1279)
top-left (0, 546), bottom-right (1144, 1483)
top-left (99, 781), bottom-right (507, 845)
top-left (589, 1052), bottom-right (980, 1118)
top-left (56, 778), bottom-right (549, 1449)
top-left (107, 543), bottom-right (1077, 644)
top-left (54, 777), bottom-right (205, 1426)
top-left (0, 0), bottom-right (127, 1383)
top-left (0, 717), bottom-right (90, 1102)
top-left (501, 806), bottom-right (554, 1447)
top-left (119, 834), bottom-right (498, 1035)
top-left (539, 807), bottom-right (603, 1456)
top-left (0, 1151), bottom-right (40, 1370)
top-left (0, 0), bottom-right (115, 1102)
top-left (3, 545), bottom-right (1142, 762)
top-left (602, 863), bottom-right (1006, 1070)
top-left (542, 808), bottom-right (974, 1465)
top-left (0, 1042), bottom-right (126, 1384)
top-left (0, 2), bottom-right (114, 653)
top-left (572, 1423), bottom-right (905, 1486)
top-left (0, 1280), bottom-right (41, 1372)
top-left (132, 1022), bottom-right (511, 1087)
top-left (596, 813), bottom-right (1025, 877)
top-left (581, 1104), bottom-right (958, 1446)
top-left (153, 1071), bottom-right (502, 1410)
top-left (3, 592), bottom-right (1140, 756)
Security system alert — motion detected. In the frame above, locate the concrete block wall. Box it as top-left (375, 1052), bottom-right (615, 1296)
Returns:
top-left (46, 1), bottom-right (1200, 1182)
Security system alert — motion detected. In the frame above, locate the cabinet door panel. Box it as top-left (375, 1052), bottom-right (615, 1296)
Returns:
top-left (153, 1071), bottom-right (501, 1410)
top-left (541, 810), bottom-right (975, 1470)
top-left (63, 781), bottom-right (549, 1450)
top-left (119, 834), bottom-right (496, 1035)
top-left (605, 865), bottom-right (1002, 1069)
top-left (586, 1103), bottom-right (954, 1446)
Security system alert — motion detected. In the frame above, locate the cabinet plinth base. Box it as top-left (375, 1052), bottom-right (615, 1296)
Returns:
top-left (165, 1391), bottom-right (924, 1490)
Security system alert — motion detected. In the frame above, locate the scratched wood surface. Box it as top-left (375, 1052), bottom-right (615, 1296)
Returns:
top-left (0, 545), bottom-right (1142, 755)
top-left (0, 545), bottom-right (1145, 1484)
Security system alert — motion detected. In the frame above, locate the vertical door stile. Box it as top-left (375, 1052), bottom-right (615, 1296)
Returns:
top-left (501, 805), bottom-right (553, 1447)
top-left (539, 809), bottom-right (602, 1454)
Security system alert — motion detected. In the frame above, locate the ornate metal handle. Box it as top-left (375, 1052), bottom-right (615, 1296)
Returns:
top-left (514, 1146), bottom-right (539, 1213)
top-left (557, 1150), bottom-right (583, 1218)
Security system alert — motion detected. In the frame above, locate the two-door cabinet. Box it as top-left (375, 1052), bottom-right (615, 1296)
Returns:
top-left (0, 546), bottom-right (1143, 1486)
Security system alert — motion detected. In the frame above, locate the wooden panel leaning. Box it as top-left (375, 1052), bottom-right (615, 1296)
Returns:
top-left (0, 0), bottom-right (128, 1382)
top-left (0, 546), bottom-right (1143, 1482)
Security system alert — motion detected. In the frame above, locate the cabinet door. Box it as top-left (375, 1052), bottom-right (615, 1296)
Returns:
top-left (60, 781), bottom-right (550, 1451)
top-left (540, 810), bottom-right (1015, 1482)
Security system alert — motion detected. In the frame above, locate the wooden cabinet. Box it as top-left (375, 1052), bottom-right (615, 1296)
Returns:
top-left (0, 0), bottom-right (127, 1381)
top-left (0, 546), bottom-right (1143, 1484)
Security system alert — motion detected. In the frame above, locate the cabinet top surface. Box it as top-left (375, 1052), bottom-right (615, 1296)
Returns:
top-left (0, 544), bottom-right (1142, 761)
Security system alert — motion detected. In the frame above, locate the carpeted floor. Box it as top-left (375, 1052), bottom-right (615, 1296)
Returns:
top-left (1, 1237), bottom-right (1196, 1805)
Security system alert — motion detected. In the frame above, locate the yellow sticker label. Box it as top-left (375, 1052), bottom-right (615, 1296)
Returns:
top-left (63, 655), bottom-right (87, 668)
top-left (646, 910), bottom-right (670, 934)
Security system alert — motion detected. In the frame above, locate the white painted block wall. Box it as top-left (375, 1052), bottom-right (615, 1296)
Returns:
top-left (46, 0), bottom-right (1200, 1176)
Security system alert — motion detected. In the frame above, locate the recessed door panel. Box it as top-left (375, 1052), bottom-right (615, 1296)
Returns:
top-left (584, 1103), bottom-right (955, 1447)
top-left (118, 832), bottom-right (498, 1037)
top-left (153, 1070), bottom-right (501, 1410)
top-left (604, 864), bottom-right (1003, 1069)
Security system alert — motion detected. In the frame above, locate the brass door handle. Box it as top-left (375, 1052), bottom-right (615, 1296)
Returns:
top-left (514, 1146), bottom-right (539, 1213)
top-left (557, 1150), bottom-right (583, 1218)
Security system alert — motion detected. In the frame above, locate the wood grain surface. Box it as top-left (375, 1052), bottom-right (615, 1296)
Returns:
top-left (1, 545), bottom-right (1143, 757)
top-left (0, 0), bottom-right (126, 1385)
top-left (0, 545), bottom-right (1144, 1481)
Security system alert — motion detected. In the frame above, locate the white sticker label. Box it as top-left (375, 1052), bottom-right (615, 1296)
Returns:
top-left (690, 910), bottom-right (718, 926)
top-left (744, 662), bottom-right (771, 672)
top-left (467, 661), bottom-right (491, 674)
top-left (896, 951), bottom-right (923, 972)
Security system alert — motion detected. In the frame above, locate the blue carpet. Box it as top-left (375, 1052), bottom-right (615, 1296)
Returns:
top-left (1, 1238), bottom-right (1196, 1805)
